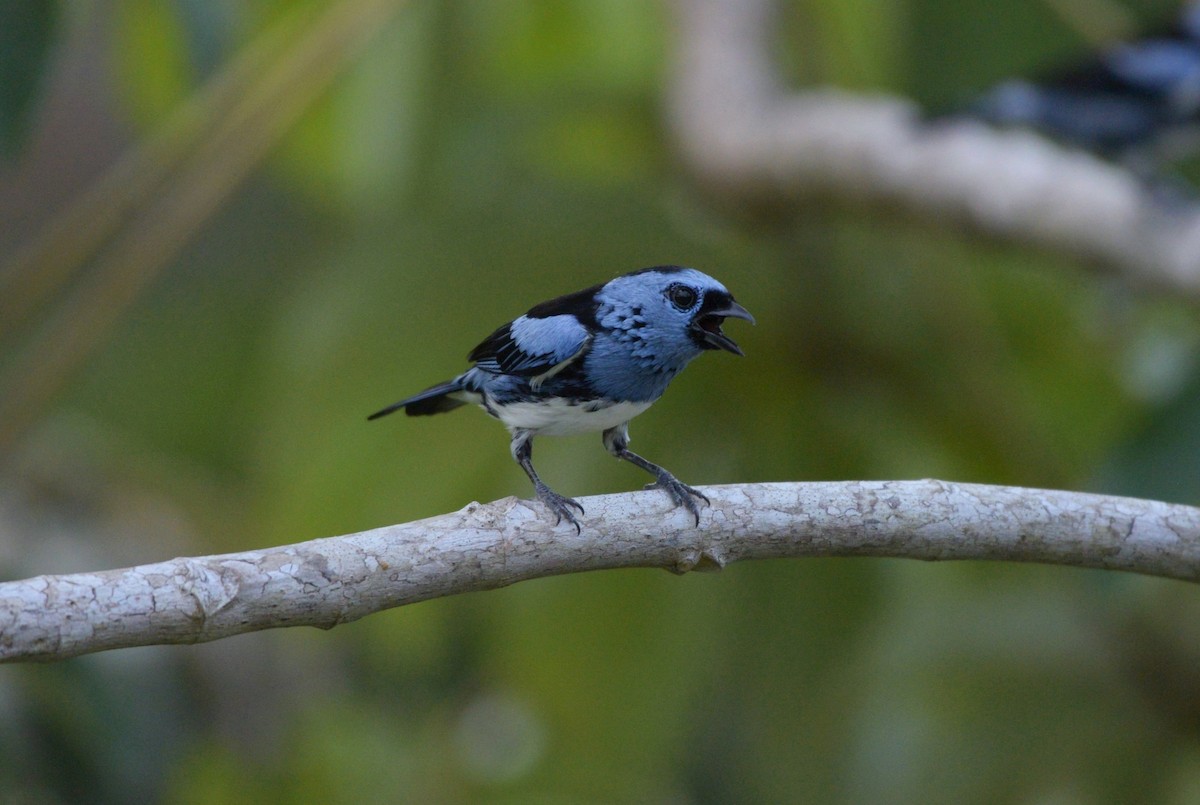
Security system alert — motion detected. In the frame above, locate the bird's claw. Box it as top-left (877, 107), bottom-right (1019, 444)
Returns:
top-left (645, 474), bottom-right (709, 526)
top-left (535, 484), bottom-right (585, 533)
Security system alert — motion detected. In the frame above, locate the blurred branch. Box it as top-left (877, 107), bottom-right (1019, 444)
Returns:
top-left (0, 0), bottom-right (406, 456)
top-left (3, 479), bottom-right (1199, 663)
top-left (667, 0), bottom-right (1200, 295)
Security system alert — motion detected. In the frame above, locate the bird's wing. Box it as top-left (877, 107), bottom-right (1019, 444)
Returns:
top-left (469, 313), bottom-right (592, 379)
top-left (1103, 40), bottom-right (1200, 95)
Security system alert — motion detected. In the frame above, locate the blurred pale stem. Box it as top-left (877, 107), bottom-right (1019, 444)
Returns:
top-left (0, 5), bottom-right (305, 339)
top-left (2, 480), bottom-right (1198, 663)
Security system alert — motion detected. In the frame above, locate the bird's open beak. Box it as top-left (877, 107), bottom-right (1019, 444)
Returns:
top-left (692, 301), bottom-right (755, 356)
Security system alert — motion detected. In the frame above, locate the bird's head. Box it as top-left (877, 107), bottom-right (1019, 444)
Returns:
top-left (599, 266), bottom-right (755, 359)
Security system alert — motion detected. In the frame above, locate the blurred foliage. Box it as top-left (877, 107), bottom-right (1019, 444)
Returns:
top-left (0, 0), bottom-right (58, 156)
top-left (3, 1), bottom-right (1200, 803)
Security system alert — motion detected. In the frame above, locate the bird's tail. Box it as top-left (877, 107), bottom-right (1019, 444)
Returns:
top-left (367, 379), bottom-right (468, 420)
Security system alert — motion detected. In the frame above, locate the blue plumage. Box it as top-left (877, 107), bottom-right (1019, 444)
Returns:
top-left (369, 266), bottom-right (754, 530)
top-left (963, 3), bottom-right (1200, 160)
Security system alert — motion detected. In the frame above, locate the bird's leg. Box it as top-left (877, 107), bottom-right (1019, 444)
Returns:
top-left (602, 425), bottom-right (709, 526)
top-left (511, 430), bottom-right (585, 532)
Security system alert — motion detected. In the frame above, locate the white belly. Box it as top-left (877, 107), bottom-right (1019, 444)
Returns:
top-left (489, 398), bottom-right (654, 436)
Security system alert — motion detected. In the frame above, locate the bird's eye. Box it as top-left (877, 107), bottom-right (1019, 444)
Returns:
top-left (667, 284), bottom-right (698, 310)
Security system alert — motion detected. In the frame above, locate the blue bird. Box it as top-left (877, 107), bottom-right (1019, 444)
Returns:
top-left (369, 266), bottom-right (754, 531)
top-left (962, 3), bottom-right (1200, 161)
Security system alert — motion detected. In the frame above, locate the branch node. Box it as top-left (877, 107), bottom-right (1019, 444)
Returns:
top-left (174, 557), bottom-right (240, 623)
top-left (697, 547), bottom-right (728, 572)
top-left (668, 545), bottom-right (728, 574)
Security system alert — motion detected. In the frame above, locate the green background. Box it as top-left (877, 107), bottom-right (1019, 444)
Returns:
top-left (4, 1), bottom-right (1200, 802)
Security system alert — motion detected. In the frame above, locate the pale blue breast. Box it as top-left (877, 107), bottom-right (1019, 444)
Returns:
top-left (583, 303), bottom-right (702, 403)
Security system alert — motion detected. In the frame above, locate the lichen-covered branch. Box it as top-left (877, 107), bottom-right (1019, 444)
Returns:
top-left (668, 0), bottom-right (1200, 294)
top-left (2, 480), bottom-right (1198, 663)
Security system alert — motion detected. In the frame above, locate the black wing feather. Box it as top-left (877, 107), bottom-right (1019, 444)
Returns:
top-left (467, 284), bottom-right (601, 375)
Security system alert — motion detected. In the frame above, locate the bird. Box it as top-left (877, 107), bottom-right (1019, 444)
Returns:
top-left (955, 3), bottom-right (1200, 166)
top-left (368, 266), bottom-right (754, 531)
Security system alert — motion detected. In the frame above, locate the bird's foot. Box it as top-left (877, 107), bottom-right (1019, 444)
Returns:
top-left (535, 483), bottom-right (585, 533)
top-left (645, 473), bottom-right (709, 526)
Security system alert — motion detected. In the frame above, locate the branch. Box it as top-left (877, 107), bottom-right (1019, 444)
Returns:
top-left (667, 0), bottom-right (1200, 295)
top-left (3, 480), bottom-right (1199, 663)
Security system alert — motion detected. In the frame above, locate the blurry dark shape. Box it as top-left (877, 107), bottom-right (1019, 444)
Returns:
top-left (0, 0), bottom-right (59, 157)
top-left (1112, 609), bottom-right (1200, 739)
top-left (961, 3), bottom-right (1200, 169)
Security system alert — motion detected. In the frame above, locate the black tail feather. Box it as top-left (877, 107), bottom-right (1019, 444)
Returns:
top-left (367, 380), bottom-right (466, 420)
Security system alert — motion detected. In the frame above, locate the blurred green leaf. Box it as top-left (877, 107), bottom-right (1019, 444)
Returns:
top-left (462, 0), bottom-right (662, 96)
top-left (803, 0), bottom-right (906, 88)
top-left (112, 0), bottom-right (195, 123)
top-left (0, 0), bottom-right (58, 156)
top-left (267, 1), bottom-right (439, 209)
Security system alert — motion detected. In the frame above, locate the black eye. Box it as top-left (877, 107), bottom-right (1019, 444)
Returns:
top-left (667, 284), bottom-right (698, 310)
